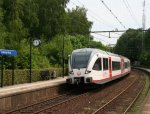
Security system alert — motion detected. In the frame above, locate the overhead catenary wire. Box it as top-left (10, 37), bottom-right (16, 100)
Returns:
top-left (67, 0), bottom-right (127, 45)
top-left (73, 0), bottom-right (116, 29)
top-left (99, 0), bottom-right (126, 29)
top-left (70, 1), bottom-right (118, 30)
top-left (68, 2), bottom-right (122, 39)
top-left (122, 0), bottom-right (141, 27)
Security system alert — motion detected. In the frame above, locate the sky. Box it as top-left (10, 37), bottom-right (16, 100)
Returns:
top-left (67, 0), bottom-right (150, 46)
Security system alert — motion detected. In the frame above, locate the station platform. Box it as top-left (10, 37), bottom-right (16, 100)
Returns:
top-left (138, 68), bottom-right (150, 114)
top-left (0, 77), bottom-right (67, 98)
top-left (0, 77), bottom-right (67, 113)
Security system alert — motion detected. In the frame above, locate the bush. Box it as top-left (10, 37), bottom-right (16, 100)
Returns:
top-left (0, 68), bottom-right (68, 86)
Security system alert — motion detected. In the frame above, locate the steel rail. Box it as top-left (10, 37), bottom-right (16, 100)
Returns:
top-left (6, 89), bottom-right (78, 114)
top-left (92, 77), bottom-right (139, 114)
top-left (33, 90), bottom-right (92, 114)
top-left (123, 78), bottom-right (145, 114)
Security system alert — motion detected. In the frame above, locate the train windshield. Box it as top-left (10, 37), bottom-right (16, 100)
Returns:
top-left (71, 52), bottom-right (91, 69)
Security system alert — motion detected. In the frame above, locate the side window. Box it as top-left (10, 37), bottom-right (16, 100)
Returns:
top-left (112, 61), bottom-right (121, 71)
top-left (93, 58), bottom-right (101, 71)
top-left (127, 61), bottom-right (130, 68)
top-left (125, 62), bottom-right (128, 68)
top-left (103, 58), bottom-right (108, 70)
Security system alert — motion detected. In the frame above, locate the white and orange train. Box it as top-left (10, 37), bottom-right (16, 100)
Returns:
top-left (66, 48), bottom-right (131, 85)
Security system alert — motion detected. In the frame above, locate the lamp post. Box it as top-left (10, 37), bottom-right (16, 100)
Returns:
top-left (29, 39), bottom-right (41, 83)
top-left (62, 35), bottom-right (65, 78)
top-left (29, 37), bottom-right (32, 83)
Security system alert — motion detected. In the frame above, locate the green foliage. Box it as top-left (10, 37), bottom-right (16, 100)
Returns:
top-left (67, 7), bottom-right (93, 35)
top-left (114, 29), bottom-right (142, 62)
top-left (139, 28), bottom-right (150, 67)
top-left (42, 35), bottom-right (73, 66)
top-left (16, 39), bottom-right (50, 69)
top-left (0, 0), bottom-right (108, 70)
top-left (0, 0), bottom-right (112, 86)
top-left (3, 0), bottom-right (28, 49)
top-left (0, 0), bottom-right (6, 49)
top-left (140, 51), bottom-right (150, 67)
top-left (36, 0), bottom-right (69, 38)
top-left (89, 40), bottom-right (109, 51)
top-left (114, 28), bottom-right (150, 66)
top-left (0, 68), bottom-right (68, 86)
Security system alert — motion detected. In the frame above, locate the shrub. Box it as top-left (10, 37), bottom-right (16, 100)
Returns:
top-left (0, 68), bottom-right (68, 86)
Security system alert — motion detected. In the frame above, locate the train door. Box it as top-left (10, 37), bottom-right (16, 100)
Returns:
top-left (102, 57), bottom-right (109, 79)
top-left (109, 57), bottom-right (112, 78)
top-left (121, 58), bottom-right (124, 75)
top-left (92, 58), bottom-right (102, 80)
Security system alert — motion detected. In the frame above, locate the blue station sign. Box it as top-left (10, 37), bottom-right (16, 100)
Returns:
top-left (0, 49), bottom-right (17, 56)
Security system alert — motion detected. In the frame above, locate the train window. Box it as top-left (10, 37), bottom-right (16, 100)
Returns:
top-left (127, 61), bottom-right (130, 68)
top-left (71, 52), bottom-right (91, 69)
top-left (103, 58), bottom-right (108, 70)
top-left (93, 58), bottom-right (101, 71)
top-left (127, 62), bottom-right (130, 68)
top-left (125, 62), bottom-right (128, 68)
top-left (112, 61), bottom-right (121, 71)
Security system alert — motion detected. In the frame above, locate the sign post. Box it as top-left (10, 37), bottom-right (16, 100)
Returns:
top-left (0, 49), bottom-right (17, 87)
top-left (12, 57), bottom-right (15, 85)
top-left (1, 56), bottom-right (4, 87)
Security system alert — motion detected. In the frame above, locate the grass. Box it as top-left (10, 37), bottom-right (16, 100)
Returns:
top-left (127, 73), bottom-right (150, 114)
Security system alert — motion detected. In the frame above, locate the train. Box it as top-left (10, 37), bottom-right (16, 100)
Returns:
top-left (66, 48), bottom-right (131, 85)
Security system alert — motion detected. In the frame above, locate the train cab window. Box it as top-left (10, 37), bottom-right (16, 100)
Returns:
top-left (103, 58), bottom-right (108, 70)
top-left (93, 58), bottom-right (101, 71)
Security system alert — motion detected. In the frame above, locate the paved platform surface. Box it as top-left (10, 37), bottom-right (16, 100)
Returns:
top-left (0, 77), bottom-right (67, 98)
top-left (138, 68), bottom-right (150, 114)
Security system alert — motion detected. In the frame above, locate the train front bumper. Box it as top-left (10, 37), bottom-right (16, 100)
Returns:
top-left (66, 77), bottom-right (93, 84)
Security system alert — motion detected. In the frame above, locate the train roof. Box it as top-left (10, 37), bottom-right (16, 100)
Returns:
top-left (72, 48), bottom-right (129, 60)
top-left (72, 48), bottom-right (119, 56)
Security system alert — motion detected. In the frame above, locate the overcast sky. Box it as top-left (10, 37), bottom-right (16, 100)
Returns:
top-left (67, 0), bottom-right (150, 46)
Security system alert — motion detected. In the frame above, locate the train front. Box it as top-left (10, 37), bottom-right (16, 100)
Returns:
top-left (66, 49), bottom-right (93, 85)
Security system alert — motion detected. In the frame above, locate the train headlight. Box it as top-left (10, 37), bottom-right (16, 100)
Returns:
top-left (69, 70), bottom-right (74, 74)
top-left (85, 70), bottom-right (91, 74)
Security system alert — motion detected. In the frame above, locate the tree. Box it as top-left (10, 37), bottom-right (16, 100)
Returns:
top-left (114, 29), bottom-right (142, 63)
top-left (36, 0), bottom-right (69, 40)
top-left (0, 0), bottom-right (6, 49)
top-left (3, 0), bottom-right (28, 49)
top-left (67, 7), bottom-right (92, 36)
top-left (16, 39), bottom-right (50, 69)
top-left (41, 35), bottom-right (73, 66)
top-left (139, 29), bottom-right (150, 67)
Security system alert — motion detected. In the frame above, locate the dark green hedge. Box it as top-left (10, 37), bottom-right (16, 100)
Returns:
top-left (0, 68), bottom-right (68, 86)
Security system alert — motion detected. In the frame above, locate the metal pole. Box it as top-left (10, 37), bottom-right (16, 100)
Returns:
top-left (29, 37), bottom-right (32, 82)
top-left (62, 36), bottom-right (64, 78)
top-left (1, 56), bottom-right (4, 87)
top-left (142, 0), bottom-right (146, 52)
top-left (88, 36), bottom-right (90, 48)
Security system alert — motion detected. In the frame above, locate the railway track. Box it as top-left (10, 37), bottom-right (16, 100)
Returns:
top-left (92, 71), bottom-right (145, 114)
top-left (33, 71), bottom-right (141, 114)
top-left (5, 88), bottom-right (86, 114)
top-left (6, 69), bottom-right (147, 114)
